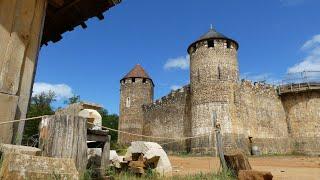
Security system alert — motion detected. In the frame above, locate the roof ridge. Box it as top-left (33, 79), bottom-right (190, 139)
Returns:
top-left (122, 64), bottom-right (152, 80)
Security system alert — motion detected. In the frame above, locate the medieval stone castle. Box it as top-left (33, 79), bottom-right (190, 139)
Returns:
top-left (118, 28), bottom-right (320, 155)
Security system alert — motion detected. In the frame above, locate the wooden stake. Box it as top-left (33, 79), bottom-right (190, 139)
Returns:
top-left (212, 112), bottom-right (227, 170)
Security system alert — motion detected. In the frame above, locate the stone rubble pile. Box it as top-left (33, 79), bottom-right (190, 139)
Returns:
top-left (109, 141), bottom-right (172, 176)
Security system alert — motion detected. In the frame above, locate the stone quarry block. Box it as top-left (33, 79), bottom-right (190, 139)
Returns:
top-left (238, 170), bottom-right (273, 180)
top-left (87, 148), bottom-right (102, 171)
top-left (87, 148), bottom-right (103, 178)
top-left (0, 144), bottom-right (41, 157)
top-left (110, 150), bottom-right (122, 168)
top-left (0, 153), bottom-right (79, 180)
top-left (127, 141), bottom-right (172, 176)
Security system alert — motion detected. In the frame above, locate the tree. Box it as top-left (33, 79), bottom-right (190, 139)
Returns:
top-left (64, 94), bottom-right (81, 105)
top-left (23, 91), bottom-right (56, 143)
top-left (99, 108), bottom-right (119, 143)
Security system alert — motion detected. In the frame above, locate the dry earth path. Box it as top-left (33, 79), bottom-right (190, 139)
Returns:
top-left (169, 156), bottom-right (320, 180)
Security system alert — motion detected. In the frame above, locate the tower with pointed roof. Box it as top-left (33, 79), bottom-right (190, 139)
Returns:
top-left (188, 27), bottom-right (240, 154)
top-left (118, 64), bottom-right (154, 144)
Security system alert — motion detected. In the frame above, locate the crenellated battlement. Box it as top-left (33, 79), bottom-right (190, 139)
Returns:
top-left (143, 85), bottom-right (190, 111)
top-left (240, 79), bottom-right (278, 97)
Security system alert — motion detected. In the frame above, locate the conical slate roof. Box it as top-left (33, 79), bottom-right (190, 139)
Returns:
top-left (187, 27), bottom-right (239, 53)
top-left (122, 64), bottom-right (152, 80)
top-left (198, 28), bottom-right (228, 41)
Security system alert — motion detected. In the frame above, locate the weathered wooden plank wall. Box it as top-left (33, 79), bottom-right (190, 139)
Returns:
top-left (39, 115), bottom-right (88, 173)
top-left (0, 0), bottom-right (47, 144)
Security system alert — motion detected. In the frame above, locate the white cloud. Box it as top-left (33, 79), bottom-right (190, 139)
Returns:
top-left (33, 82), bottom-right (73, 100)
top-left (301, 34), bottom-right (320, 50)
top-left (288, 34), bottom-right (320, 73)
top-left (170, 85), bottom-right (182, 90)
top-left (280, 0), bottom-right (305, 6)
top-left (164, 55), bottom-right (190, 70)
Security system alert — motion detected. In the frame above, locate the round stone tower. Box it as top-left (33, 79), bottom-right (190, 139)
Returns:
top-left (118, 64), bottom-right (154, 145)
top-left (188, 27), bottom-right (239, 154)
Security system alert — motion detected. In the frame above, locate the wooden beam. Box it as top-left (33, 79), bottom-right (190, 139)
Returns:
top-left (48, 0), bottom-right (64, 8)
top-left (101, 135), bottom-right (111, 176)
top-left (0, 0), bottom-right (48, 144)
top-left (14, 0), bottom-right (48, 145)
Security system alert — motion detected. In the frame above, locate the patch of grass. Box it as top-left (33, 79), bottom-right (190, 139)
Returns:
top-left (171, 170), bottom-right (235, 180)
top-left (251, 151), bottom-right (305, 157)
top-left (105, 166), bottom-right (117, 177)
top-left (111, 143), bottom-right (128, 156)
top-left (110, 170), bottom-right (235, 180)
top-left (80, 168), bottom-right (94, 180)
top-left (167, 151), bottom-right (215, 158)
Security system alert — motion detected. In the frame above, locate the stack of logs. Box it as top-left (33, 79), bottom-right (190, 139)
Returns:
top-left (112, 153), bottom-right (160, 176)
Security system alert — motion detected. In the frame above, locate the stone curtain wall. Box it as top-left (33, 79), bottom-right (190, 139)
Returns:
top-left (118, 78), bottom-right (154, 145)
top-left (237, 81), bottom-right (291, 154)
top-left (142, 86), bottom-right (191, 152)
top-left (281, 91), bottom-right (320, 155)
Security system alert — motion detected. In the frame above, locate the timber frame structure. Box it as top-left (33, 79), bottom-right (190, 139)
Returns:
top-left (0, 0), bottom-right (121, 145)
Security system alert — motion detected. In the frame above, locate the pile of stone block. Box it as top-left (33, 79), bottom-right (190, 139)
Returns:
top-left (109, 141), bottom-right (172, 176)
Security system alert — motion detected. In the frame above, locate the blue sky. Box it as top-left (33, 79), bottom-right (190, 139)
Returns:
top-left (35, 0), bottom-right (320, 114)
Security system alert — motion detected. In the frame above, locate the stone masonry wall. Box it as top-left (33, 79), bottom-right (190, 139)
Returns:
top-left (237, 80), bottom-right (291, 154)
top-left (189, 39), bottom-right (239, 154)
top-left (281, 90), bottom-right (320, 155)
top-left (118, 78), bottom-right (153, 145)
top-left (142, 86), bottom-right (191, 152)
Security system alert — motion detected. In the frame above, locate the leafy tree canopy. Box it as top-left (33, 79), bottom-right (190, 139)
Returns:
top-left (24, 91), bottom-right (56, 143)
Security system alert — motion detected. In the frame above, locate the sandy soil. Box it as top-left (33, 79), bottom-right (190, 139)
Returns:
top-left (169, 156), bottom-right (320, 180)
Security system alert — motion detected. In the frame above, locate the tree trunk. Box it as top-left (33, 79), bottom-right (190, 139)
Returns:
top-left (224, 151), bottom-right (252, 176)
top-left (39, 115), bottom-right (88, 173)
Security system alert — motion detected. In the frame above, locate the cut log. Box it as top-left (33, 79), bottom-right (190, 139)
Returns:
top-left (238, 170), bottom-right (273, 180)
top-left (224, 151), bottom-right (252, 176)
top-left (39, 115), bottom-right (88, 173)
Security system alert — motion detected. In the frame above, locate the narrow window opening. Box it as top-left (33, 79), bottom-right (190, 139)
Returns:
top-left (218, 66), bottom-right (221, 79)
top-left (132, 78), bottom-right (135, 83)
top-left (143, 78), bottom-right (147, 83)
top-left (227, 41), bottom-right (231, 49)
top-left (126, 97), bottom-right (131, 107)
top-left (197, 68), bottom-right (200, 82)
top-left (208, 40), bottom-right (214, 48)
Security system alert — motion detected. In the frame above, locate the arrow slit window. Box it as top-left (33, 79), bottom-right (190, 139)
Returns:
top-left (126, 97), bottom-right (131, 107)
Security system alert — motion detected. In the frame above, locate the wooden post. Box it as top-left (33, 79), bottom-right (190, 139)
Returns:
top-left (212, 112), bottom-right (227, 170)
top-left (0, 0), bottom-right (48, 144)
top-left (39, 115), bottom-right (88, 173)
top-left (100, 135), bottom-right (111, 177)
top-left (14, 0), bottom-right (48, 145)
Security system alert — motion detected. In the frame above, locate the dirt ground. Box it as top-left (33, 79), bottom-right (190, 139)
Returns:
top-left (169, 155), bottom-right (320, 180)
